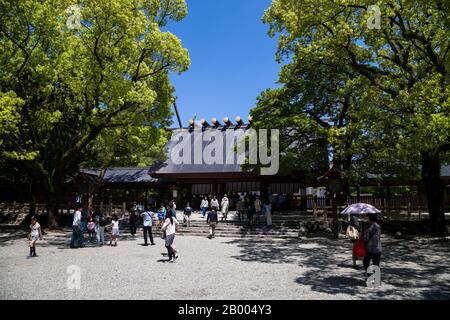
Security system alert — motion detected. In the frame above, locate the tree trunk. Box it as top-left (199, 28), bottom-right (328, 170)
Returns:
top-left (29, 178), bottom-right (36, 216)
top-left (45, 183), bottom-right (63, 230)
top-left (421, 151), bottom-right (446, 237)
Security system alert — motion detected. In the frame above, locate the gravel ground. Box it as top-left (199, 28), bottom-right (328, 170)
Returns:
top-left (1, 229), bottom-right (449, 300)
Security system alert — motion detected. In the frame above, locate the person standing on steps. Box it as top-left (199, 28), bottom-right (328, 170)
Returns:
top-left (169, 202), bottom-right (177, 219)
top-left (109, 214), bottom-right (119, 247)
top-left (254, 196), bottom-right (262, 224)
top-left (161, 211), bottom-right (179, 263)
top-left (207, 208), bottom-right (218, 239)
top-left (236, 197), bottom-right (245, 221)
top-left (221, 194), bottom-right (229, 222)
top-left (263, 200), bottom-right (273, 228)
top-left (70, 205), bottom-right (83, 248)
top-left (28, 216), bottom-right (42, 257)
top-left (200, 196), bottom-right (209, 218)
top-left (141, 208), bottom-right (155, 246)
top-left (210, 196), bottom-right (219, 212)
top-left (183, 202), bottom-right (193, 227)
top-left (246, 202), bottom-right (255, 228)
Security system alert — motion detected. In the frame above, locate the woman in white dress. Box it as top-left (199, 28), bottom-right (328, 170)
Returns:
top-left (221, 194), bottom-right (229, 221)
top-left (263, 200), bottom-right (272, 227)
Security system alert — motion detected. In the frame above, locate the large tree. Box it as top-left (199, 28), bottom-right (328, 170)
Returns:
top-left (262, 0), bottom-right (449, 236)
top-left (0, 0), bottom-right (190, 227)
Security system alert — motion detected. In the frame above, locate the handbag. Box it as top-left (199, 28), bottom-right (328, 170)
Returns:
top-left (353, 238), bottom-right (366, 258)
top-left (161, 230), bottom-right (166, 239)
top-left (346, 225), bottom-right (359, 241)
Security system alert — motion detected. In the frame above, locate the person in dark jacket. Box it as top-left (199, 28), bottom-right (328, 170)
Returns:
top-left (129, 207), bottom-right (138, 236)
top-left (206, 209), bottom-right (218, 239)
top-left (363, 214), bottom-right (382, 274)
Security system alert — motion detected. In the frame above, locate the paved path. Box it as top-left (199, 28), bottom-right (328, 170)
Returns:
top-left (1, 229), bottom-right (449, 300)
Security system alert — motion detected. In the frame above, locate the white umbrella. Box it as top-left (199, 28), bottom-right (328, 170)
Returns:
top-left (340, 203), bottom-right (381, 215)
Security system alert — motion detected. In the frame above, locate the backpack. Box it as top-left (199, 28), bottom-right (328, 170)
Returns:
top-left (99, 215), bottom-right (108, 227)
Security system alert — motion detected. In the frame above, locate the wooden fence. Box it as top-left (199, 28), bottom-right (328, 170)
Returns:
top-left (305, 195), bottom-right (442, 220)
top-left (1, 194), bottom-right (448, 222)
top-left (0, 201), bottom-right (129, 219)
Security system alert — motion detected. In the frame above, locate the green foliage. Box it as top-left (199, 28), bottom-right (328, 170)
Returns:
top-left (262, 0), bottom-right (449, 158)
top-left (0, 0), bottom-right (190, 216)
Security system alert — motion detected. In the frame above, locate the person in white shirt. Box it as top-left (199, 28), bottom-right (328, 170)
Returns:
top-left (200, 196), bottom-right (209, 218)
top-left (141, 209), bottom-right (155, 246)
top-left (109, 214), bottom-right (119, 247)
top-left (172, 200), bottom-right (177, 210)
top-left (28, 216), bottom-right (42, 257)
top-left (254, 196), bottom-right (262, 223)
top-left (161, 212), bottom-right (179, 263)
top-left (210, 196), bottom-right (219, 211)
top-left (70, 205), bottom-right (83, 248)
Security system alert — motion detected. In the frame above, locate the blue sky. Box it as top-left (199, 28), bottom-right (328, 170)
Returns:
top-left (166, 0), bottom-right (281, 127)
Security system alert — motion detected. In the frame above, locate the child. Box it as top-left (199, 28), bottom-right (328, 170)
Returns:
top-left (157, 205), bottom-right (166, 227)
top-left (109, 214), bottom-right (119, 247)
top-left (28, 216), bottom-right (42, 257)
top-left (87, 216), bottom-right (96, 242)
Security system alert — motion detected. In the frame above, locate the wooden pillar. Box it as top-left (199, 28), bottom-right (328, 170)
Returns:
top-left (212, 181), bottom-right (218, 197)
top-left (407, 201), bottom-right (411, 220)
top-left (386, 186), bottom-right (391, 215)
top-left (109, 192), bottom-right (113, 217)
top-left (260, 180), bottom-right (269, 203)
top-left (312, 196), bottom-right (318, 221)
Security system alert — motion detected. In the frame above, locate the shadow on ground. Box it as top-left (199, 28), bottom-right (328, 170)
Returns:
top-left (225, 236), bottom-right (450, 299)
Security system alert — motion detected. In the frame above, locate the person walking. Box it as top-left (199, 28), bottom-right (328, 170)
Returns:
top-left (183, 202), bottom-right (193, 227)
top-left (169, 203), bottom-right (177, 219)
top-left (141, 208), bottom-right (155, 246)
top-left (70, 205), bottom-right (83, 248)
top-left (200, 196), bottom-right (209, 218)
top-left (157, 205), bottom-right (166, 227)
top-left (363, 214), bottom-right (382, 275)
top-left (220, 194), bottom-right (229, 222)
top-left (254, 196), bottom-right (262, 223)
top-left (109, 214), bottom-right (119, 247)
top-left (347, 214), bottom-right (363, 267)
top-left (210, 196), bottom-right (219, 211)
top-left (236, 197), bottom-right (245, 221)
top-left (206, 208), bottom-right (218, 239)
top-left (263, 200), bottom-right (273, 228)
top-left (28, 216), bottom-right (42, 257)
top-left (161, 212), bottom-right (179, 263)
